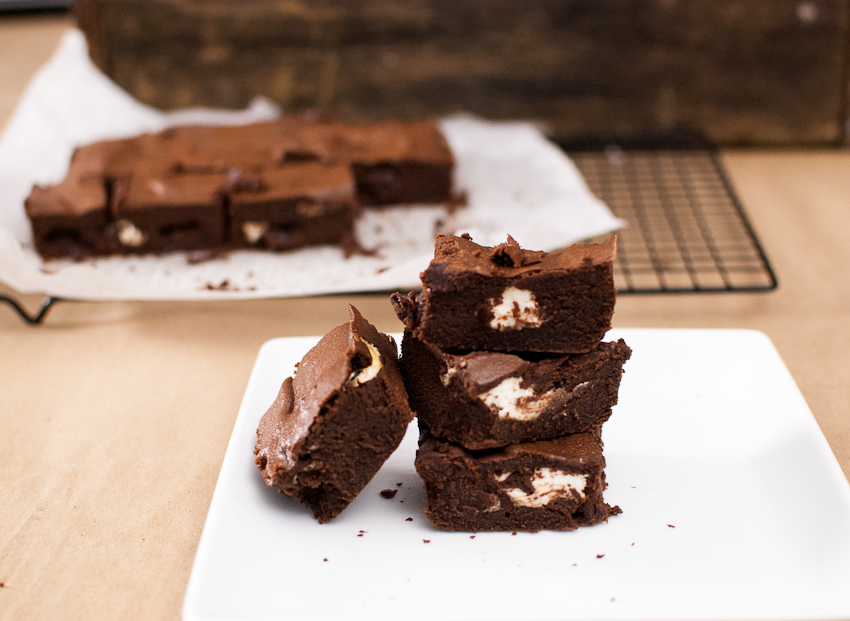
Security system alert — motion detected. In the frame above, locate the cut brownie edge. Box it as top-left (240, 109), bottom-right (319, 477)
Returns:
top-left (401, 333), bottom-right (631, 449)
top-left (415, 430), bottom-right (621, 532)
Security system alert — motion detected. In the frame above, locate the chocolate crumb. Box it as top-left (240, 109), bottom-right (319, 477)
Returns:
top-left (357, 533), bottom-right (364, 537)
top-left (470, 535), bottom-right (476, 539)
top-left (396, 482), bottom-right (403, 486)
top-left (461, 232), bottom-right (473, 240)
top-left (423, 539), bottom-right (431, 543)
top-left (380, 489), bottom-right (398, 499)
top-left (668, 524), bottom-right (676, 528)
top-left (597, 554), bottom-right (605, 558)
top-left (511, 531), bottom-right (517, 536)
top-left (323, 558), bottom-right (328, 562)
top-left (405, 517), bottom-right (413, 522)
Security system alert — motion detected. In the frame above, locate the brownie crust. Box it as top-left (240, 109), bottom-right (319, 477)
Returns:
top-left (254, 305), bottom-right (414, 523)
top-left (415, 430), bottom-right (621, 532)
top-left (392, 234), bottom-right (617, 354)
top-left (401, 332), bottom-right (631, 449)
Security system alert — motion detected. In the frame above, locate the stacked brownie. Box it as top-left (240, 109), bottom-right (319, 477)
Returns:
top-left (392, 233), bottom-right (630, 532)
top-left (24, 118), bottom-right (454, 260)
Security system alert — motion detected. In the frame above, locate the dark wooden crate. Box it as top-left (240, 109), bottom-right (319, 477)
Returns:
top-left (77, 0), bottom-right (850, 146)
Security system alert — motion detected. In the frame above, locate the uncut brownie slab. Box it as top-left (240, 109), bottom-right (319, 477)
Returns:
top-left (415, 429), bottom-right (621, 532)
top-left (401, 332), bottom-right (631, 449)
top-left (228, 162), bottom-right (359, 252)
top-left (255, 305), bottom-right (414, 523)
top-left (392, 234), bottom-right (617, 354)
top-left (109, 171), bottom-right (227, 253)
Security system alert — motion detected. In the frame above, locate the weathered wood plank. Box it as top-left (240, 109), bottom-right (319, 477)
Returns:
top-left (77, 0), bottom-right (850, 145)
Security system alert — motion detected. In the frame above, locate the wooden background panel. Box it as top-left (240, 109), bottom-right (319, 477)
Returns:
top-left (78, 0), bottom-right (850, 146)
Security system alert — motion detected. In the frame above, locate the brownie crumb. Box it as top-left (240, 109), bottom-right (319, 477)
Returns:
top-left (380, 489), bottom-right (398, 499)
top-left (511, 531), bottom-right (517, 536)
top-left (405, 517), bottom-right (413, 522)
top-left (323, 558), bottom-right (328, 562)
top-left (357, 533), bottom-right (364, 537)
top-left (469, 535), bottom-right (476, 539)
top-left (668, 524), bottom-right (676, 528)
top-left (396, 482), bottom-right (403, 486)
top-left (423, 539), bottom-right (431, 543)
top-left (597, 554), bottom-right (605, 558)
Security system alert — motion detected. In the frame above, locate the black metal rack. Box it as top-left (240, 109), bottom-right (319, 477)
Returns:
top-left (558, 131), bottom-right (777, 294)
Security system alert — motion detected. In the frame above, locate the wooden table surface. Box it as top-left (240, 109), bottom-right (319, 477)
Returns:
top-left (2, 11), bottom-right (849, 621)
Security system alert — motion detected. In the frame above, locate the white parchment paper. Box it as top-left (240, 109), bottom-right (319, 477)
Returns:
top-left (0, 30), bottom-right (625, 301)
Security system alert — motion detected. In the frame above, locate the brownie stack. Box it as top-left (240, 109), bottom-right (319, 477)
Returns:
top-left (392, 233), bottom-right (630, 532)
top-left (24, 117), bottom-right (454, 259)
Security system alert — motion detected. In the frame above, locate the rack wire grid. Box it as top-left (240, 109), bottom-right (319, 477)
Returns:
top-left (559, 132), bottom-right (777, 294)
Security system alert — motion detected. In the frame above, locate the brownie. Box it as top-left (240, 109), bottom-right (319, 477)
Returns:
top-left (228, 162), bottom-right (359, 251)
top-left (392, 234), bottom-right (617, 354)
top-left (284, 120), bottom-right (454, 206)
top-left (401, 332), bottom-right (631, 449)
top-left (415, 429), bottom-right (621, 532)
top-left (108, 171), bottom-right (227, 253)
top-left (254, 305), bottom-right (414, 523)
top-left (24, 118), bottom-right (455, 259)
top-left (24, 176), bottom-right (109, 259)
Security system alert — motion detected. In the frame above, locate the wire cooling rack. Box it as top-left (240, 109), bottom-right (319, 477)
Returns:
top-left (558, 132), bottom-right (777, 294)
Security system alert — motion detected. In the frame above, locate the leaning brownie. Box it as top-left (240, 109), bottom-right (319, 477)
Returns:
top-left (392, 234), bottom-right (616, 354)
top-left (254, 305), bottom-right (414, 523)
top-left (415, 429), bottom-right (621, 532)
top-left (401, 332), bottom-right (631, 449)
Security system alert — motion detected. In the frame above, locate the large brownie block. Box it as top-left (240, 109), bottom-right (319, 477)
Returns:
top-left (401, 332), bottom-right (631, 449)
top-left (393, 234), bottom-right (616, 354)
top-left (255, 305), bottom-right (414, 523)
top-left (228, 162), bottom-right (358, 252)
top-left (415, 430), bottom-right (621, 532)
top-left (109, 172), bottom-right (227, 253)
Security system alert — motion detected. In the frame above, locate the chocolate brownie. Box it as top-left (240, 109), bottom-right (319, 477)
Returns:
top-left (254, 305), bottom-right (414, 523)
top-left (401, 332), bottom-right (631, 449)
top-left (282, 120), bottom-right (454, 206)
top-left (392, 235), bottom-right (616, 354)
top-left (228, 163), bottom-right (358, 252)
top-left (24, 118), bottom-right (455, 259)
top-left (24, 176), bottom-right (109, 259)
top-left (415, 429), bottom-right (621, 532)
top-left (109, 171), bottom-right (227, 253)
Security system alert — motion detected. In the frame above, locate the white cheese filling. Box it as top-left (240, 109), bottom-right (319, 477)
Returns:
top-left (488, 287), bottom-right (543, 330)
top-left (115, 219), bottom-right (146, 247)
top-left (242, 221), bottom-right (269, 244)
top-left (348, 340), bottom-right (382, 386)
top-left (479, 377), bottom-right (544, 421)
top-left (503, 468), bottom-right (587, 507)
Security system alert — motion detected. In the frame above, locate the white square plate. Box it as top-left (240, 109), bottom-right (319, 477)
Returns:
top-left (183, 329), bottom-right (850, 621)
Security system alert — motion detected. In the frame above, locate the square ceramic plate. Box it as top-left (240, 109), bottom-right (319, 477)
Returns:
top-left (183, 329), bottom-right (850, 621)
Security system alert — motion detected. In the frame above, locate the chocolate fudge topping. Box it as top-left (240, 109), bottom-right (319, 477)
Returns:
top-left (392, 234), bottom-right (617, 354)
top-left (254, 305), bottom-right (414, 523)
top-left (401, 333), bottom-right (631, 449)
top-left (415, 429), bottom-right (621, 532)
